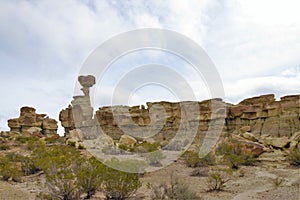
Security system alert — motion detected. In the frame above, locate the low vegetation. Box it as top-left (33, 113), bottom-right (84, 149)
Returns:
top-left (287, 148), bottom-right (300, 166)
top-left (216, 139), bottom-right (257, 170)
top-left (206, 168), bottom-right (231, 192)
top-left (148, 172), bottom-right (201, 200)
top-left (0, 139), bottom-right (142, 200)
top-left (182, 151), bottom-right (215, 168)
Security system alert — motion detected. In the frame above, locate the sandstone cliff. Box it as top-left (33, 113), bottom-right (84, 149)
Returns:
top-left (59, 75), bottom-right (300, 142)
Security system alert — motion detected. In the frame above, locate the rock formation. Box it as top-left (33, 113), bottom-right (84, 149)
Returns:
top-left (59, 75), bottom-right (95, 136)
top-left (7, 106), bottom-right (58, 136)
top-left (59, 75), bottom-right (300, 146)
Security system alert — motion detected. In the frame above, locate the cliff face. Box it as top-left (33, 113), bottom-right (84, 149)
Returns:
top-left (227, 94), bottom-right (300, 137)
top-left (59, 77), bottom-right (300, 141)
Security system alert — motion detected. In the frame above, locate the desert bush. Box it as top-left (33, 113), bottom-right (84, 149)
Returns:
top-left (149, 172), bottom-right (201, 200)
top-left (77, 157), bottom-right (105, 199)
top-left (183, 151), bottom-right (215, 168)
top-left (15, 136), bottom-right (39, 144)
top-left (206, 169), bottom-right (231, 192)
top-left (67, 140), bottom-right (76, 147)
top-left (217, 139), bottom-right (257, 169)
top-left (45, 136), bottom-right (58, 144)
top-left (105, 157), bottom-right (146, 174)
top-left (27, 139), bottom-right (44, 150)
top-left (32, 145), bottom-right (83, 199)
top-left (0, 156), bottom-right (23, 182)
top-left (272, 176), bottom-right (285, 187)
top-left (144, 150), bottom-right (165, 167)
top-left (20, 156), bottom-right (40, 175)
top-left (102, 166), bottom-right (141, 200)
top-left (287, 148), bottom-right (300, 166)
top-left (0, 144), bottom-right (10, 150)
top-left (190, 167), bottom-right (209, 177)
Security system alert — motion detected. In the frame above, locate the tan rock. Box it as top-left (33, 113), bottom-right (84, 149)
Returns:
top-left (290, 132), bottom-right (300, 142)
top-left (239, 126), bottom-right (251, 134)
top-left (240, 132), bottom-right (258, 142)
top-left (264, 136), bottom-right (290, 148)
top-left (289, 140), bottom-right (299, 151)
top-left (231, 135), bottom-right (265, 157)
top-left (119, 134), bottom-right (137, 148)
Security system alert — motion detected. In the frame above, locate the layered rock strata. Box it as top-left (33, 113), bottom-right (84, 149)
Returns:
top-left (7, 107), bottom-right (58, 135)
top-left (60, 75), bottom-right (300, 142)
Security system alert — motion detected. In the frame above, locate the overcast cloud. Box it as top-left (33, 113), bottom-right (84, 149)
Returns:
top-left (0, 0), bottom-right (300, 133)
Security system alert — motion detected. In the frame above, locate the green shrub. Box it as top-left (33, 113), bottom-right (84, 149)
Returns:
top-left (206, 169), bottom-right (231, 192)
top-left (0, 156), bottom-right (23, 182)
top-left (183, 151), bottom-right (215, 168)
top-left (67, 140), bottom-right (76, 147)
top-left (102, 158), bottom-right (142, 199)
top-left (20, 156), bottom-right (40, 175)
top-left (149, 172), bottom-right (201, 200)
top-left (15, 136), bottom-right (39, 144)
top-left (190, 167), bottom-right (209, 177)
top-left (102, 166), bottom-right (141, 200)
top-left (77, 157), bottom-right (105, 199)
top-left (38, 145), bottom-right (83, 200)
top-left (0, 144), bottom-right (10, 150)
top-left (287, 148), bottom-right (300, 166)
top-left (105, 157), bottom-right (146, 174)
top-left (44, 137), bottom-right (58, 144)
top-left (144, 150), bottom-right (165, 167)
top-left (216, 139), bottom-right (257, 169)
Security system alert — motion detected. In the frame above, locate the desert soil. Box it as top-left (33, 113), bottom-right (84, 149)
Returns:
top-left (0, 152), bottom-right (299, 200)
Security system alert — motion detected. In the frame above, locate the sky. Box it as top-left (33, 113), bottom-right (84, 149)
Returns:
top-left (0, 0), bottom-right (300, 133)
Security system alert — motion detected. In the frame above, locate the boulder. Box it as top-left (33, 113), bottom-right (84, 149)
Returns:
top-left (119, 134), bottom-right (137, 148)
top-left (83, 133), bottom-right (114, 150)
top-left (290, 132), bottom-right (300, 142)
top-left (239, 126), bottom-right (251, 134)
top-left (23, 127), bottom-right (43, 137)
top-left (231, 135), bottom-right (266, 157)
top-left (240, 132), bottom-right (258, 142)
top-left (289, 140), bottom-right (299, 151)
top-left (264, 136), bottom-right (290, 148)
top-left (66, 129), bottom-right (84, 148)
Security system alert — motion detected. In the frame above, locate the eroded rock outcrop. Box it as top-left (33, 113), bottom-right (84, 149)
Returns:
top-left (7, 106), bottom-right (58, 136)
top-left (59, 75), bottom-right (300, 147)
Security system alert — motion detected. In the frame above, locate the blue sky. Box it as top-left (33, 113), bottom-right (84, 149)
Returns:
top-left (1, 0), bottom-right (300, 133)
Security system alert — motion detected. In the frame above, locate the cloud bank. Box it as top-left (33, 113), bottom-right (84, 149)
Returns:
top-left (0, 0), bottom-right (300, 133)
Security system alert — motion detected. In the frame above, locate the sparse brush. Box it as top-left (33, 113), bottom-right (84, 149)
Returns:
top-left (183, 151), bottom-right (215, 168)
top-left (190, 167), bottom-right (209, 177)
top-left (149, 172), bottom-right (202, 200)
top-left (287, 148), bottom-right (300, 166)
top-left (206, 169), bottom-right (231, 192)
top-left (272, 176), bottom-right (285, 187)
top-left (216, 139), bottom-right (257, 170)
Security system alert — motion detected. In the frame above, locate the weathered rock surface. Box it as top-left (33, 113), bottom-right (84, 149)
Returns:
top-left (119, 134), bottom-right (137, 148)
top-left (59, 75), bottom-right (300, 147)
top-left (7, 107), bottom-right (58, 136)
top-left (263, 136), bottom-right (290, 148)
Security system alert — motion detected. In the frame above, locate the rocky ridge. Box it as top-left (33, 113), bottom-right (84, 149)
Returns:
top-left (59, 76), bottom-right (300, 146)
